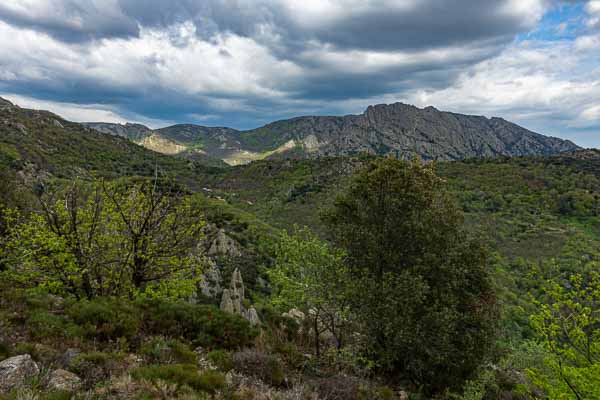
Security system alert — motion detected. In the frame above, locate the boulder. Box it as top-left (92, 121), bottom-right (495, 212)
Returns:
top-left (47, 369), bottom-right (82, 392)
top-left (0, 354), bottom-right (40, 392)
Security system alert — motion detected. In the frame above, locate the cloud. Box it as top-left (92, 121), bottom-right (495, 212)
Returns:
top-left (0, 0), bottom-right (598, 146)
top-left (0, 93), bottom-right (172, 128)
top-left (0, 0), bottom-right (139, 42)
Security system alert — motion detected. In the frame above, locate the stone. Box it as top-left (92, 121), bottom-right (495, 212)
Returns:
top-left (208, 229), bottom-right (242, 258)
top-left (230, 268), bottom-right (245, 314)
top-left (283, 308), bottom-right (306, 324)
top-left (220, 289), bottom-right (234, 314)
top-left (0, 354), bottom-right (40, 392)
top-left (199, 260), bottom-right (222, 299)
top-left (47, 369), bottom-right (82, 392)
top-left (244, 306), bottom-right (261, 326)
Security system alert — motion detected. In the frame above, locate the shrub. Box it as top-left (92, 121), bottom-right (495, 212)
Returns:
top-left (0, 342), bottom-right (10, 361)
top-left (139, 337), bottom-right (197, 365)
top-left (131, 364), bottom-right (226, 395)
top-left (66, 298), bottom-right (140, 341)
top-left (232, 349), bottom-right (286, 387)
top-left (142, 301), bottom-right (258, 349)
top-left (25, 310), bottom-right (82, 340)
top-left (312, 375), bottom-right (362, 400)
top-left (207, 350), bottom-right (234, 372)
top-left (68, 352), bottom-right (123, 385)
top-left (13, 343), bottom-right (60, 364)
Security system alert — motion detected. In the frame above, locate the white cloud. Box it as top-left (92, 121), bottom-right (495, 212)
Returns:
top-left (0, 93), bottom-right (172, 128)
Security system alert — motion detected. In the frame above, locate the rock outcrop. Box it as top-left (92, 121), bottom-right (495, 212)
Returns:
top-left (220, 268), bottom-right (261, 326)
top-left (0, 354), bottom-right (40, 392)
top-left (208, 229), bottom-right (242, 258)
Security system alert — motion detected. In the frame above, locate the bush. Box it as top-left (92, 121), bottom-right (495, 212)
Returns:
top-left (131, 364), bottom-right (226, 395)
top-left (0, 342), bottom-right (9, 361)
top-left (312, 375), bottom-right (362, 400)
top-left (142, 301), bottom-right (258, 349)
top-left (13, 343), bottom-right (60, 364)
top-left (207, 350), bottom-right (234, 372)
top-left (139, 337), bottom-right (197, 365)
top-left (68, 352), bottom-right (123, 385)
top-left (232, 349), bottom-right (286, 387)
top-left (25, 310), bottom-right (82, 340)
top-left (66, 298), bottom-right (140, 341)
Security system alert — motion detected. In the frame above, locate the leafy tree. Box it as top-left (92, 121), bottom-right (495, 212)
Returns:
top-left (322, 158), bottom-right (498, 393)
top-left (268, 226), bottom-right (351, 355)
top-left (2, 177), bottom-right (206, 299)
top-left (529, 270), bottom-right (600, 399)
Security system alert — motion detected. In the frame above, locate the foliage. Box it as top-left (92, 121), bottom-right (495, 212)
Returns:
top-left (207, 350), bottom-right (234, 372)
top-left (139, 337), bottom-right (197, 365)
top-left (322, 158), bottom-right (499, 394)
top-left (268, 226), bottom-right (351, 355)
top-left (1, 177), bottom-right (206, 300)
top-left (66, 298), bottom-right (140, 341)
top-left (131, 364), bottom-right (226, 395)
top-left (528, 268), bottom-right (600, 399)
top-left (141, 300), bottom-right (259, 350)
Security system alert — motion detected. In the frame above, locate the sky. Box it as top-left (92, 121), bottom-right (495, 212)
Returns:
top-left (0, 1), bottom-right (599, 147)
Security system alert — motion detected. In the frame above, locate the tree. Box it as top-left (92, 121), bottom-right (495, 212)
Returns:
top-left (268, 226), bottom-right (351, 356)
top-left (322, 158), bottom-right (498, 393)
top-left (2, 177), bottom-right (206, 300)
top-left (529, 270), bottom-right (600, 399)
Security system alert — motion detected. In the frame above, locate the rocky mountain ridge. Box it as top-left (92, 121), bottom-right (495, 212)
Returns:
top-left (85, 102), bottom-right (579, 165)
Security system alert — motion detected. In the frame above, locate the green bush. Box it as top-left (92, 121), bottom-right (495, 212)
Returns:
top-left (207, 350), bottom-right (234, 372)
top-left (131, 364), bottom-right (226, 395)
top-left (141, 301), bottom-right (258, 349)
top-left (25, 310), bottom-right (82, 340)
top-left (0, 342), bottom-right (9, 361)
top-left (67, 298), bottom-right (140, 341)
top-left (139, 337), bottom-right (197, 364)
top-left (13, 343), bottom-right (59, 364)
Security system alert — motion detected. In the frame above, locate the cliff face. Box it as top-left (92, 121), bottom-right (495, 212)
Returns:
top-left (240, 103), bottom-right (579, 161)
top-left (85, 102), bottom-right (580, 165)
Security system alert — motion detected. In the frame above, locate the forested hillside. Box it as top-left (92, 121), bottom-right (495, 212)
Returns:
top-left (0, 103), bottom-right (598, 399)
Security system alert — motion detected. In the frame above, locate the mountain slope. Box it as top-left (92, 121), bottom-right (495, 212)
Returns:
top-left (238, 103), bottom-right (579, 161)
top-left (86, 103), bottom-right (580, 165)
top-left (0, 97), bottom-right (211, 185)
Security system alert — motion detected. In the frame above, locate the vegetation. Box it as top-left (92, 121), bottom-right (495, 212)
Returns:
top-left (1, 105), bottom-right (600, 398)
top-left (2, 177), bottom-right (205, 300)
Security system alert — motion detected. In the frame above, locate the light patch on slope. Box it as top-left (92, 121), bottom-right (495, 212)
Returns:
top-left (223, 139), bottom-right (297, 165)
top-left (137, 133), bottom-right (187, 155)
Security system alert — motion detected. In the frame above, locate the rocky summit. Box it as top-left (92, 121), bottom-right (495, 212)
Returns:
top-left (86, 103), bottom-right (579, 165)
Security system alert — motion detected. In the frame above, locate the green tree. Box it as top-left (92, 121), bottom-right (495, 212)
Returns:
top-left (268, 226), bottom-right (351, 356)
top-left (529, 270), bottom-right (600, 399)
top-left (322, 158), bottom-right (498, 393)
top-left (2, 177), bottom-right (206, 299)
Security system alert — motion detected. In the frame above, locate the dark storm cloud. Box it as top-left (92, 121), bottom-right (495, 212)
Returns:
top-left (0, 1), bottom-right (540, 52)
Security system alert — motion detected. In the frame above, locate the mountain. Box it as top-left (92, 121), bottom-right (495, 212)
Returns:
top-left (0, 97), bottom-right (210, 185)
top-left (86, 103), bottom-right (579, 165)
